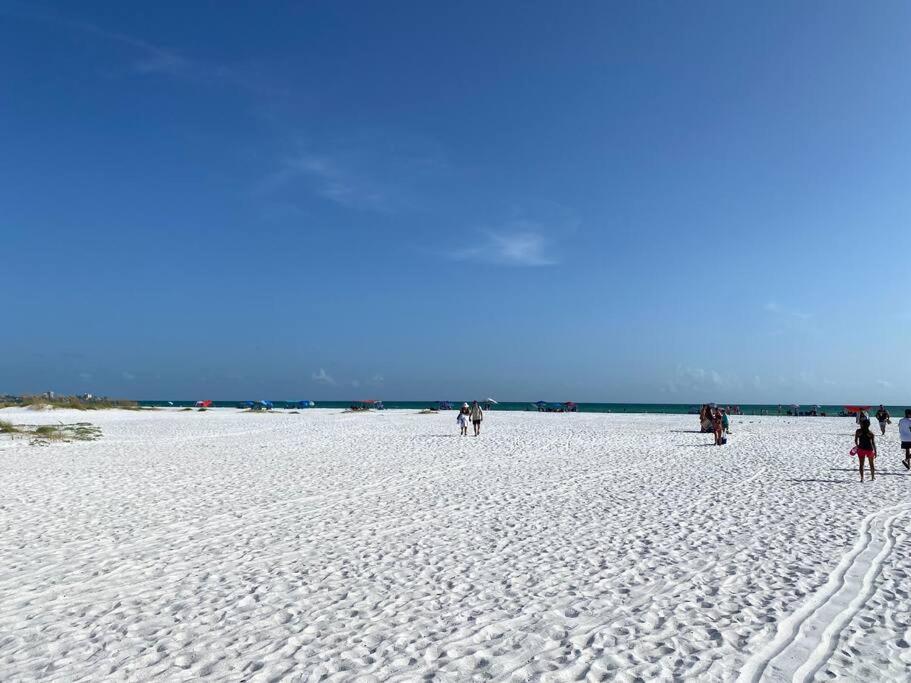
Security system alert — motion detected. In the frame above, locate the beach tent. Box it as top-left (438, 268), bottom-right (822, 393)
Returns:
top-left (195, 400), bottom-right (213, 408)
top-left (293, 400), bottom-right (315, 409)
top-left (258, 401), bottom-right (274, 410)
top-left (844, 405), bottom-right (871, 413)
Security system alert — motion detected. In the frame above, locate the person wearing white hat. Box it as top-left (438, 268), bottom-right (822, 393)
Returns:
top-left (457, 403), bottom-right (470, 436)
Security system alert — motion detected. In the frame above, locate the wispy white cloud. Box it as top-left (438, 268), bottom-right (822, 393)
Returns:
top-left (664, 365), bottom-right (741, 397)
top-left (764, 301), bottom-right (812, 320)
top-left (312, 368), bottom-right (336, 385)
top-left (260, 149), bottom-right (419, 213)
top-left (289, 154), bottom-right (389, 210)
top-left (122, 371), bottom-right (136, 381)
top-left (5, 7), bottom-right (279, 95)
top-left (453, 223), bottom-right (557, 267)
top-left (876, 379), bottom-right (892, 388)
top-left (257, 134), bottom-right (449, 214)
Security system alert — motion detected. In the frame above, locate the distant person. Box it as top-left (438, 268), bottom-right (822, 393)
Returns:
top-left (856, 408), bottom-right (869, 425)
top-left (899, 409), bottom-right (911, 470)
top-left (721, 408), bottom-right (730, 435)
top-left (457, 403), bottom-right (470, 436)
top-left (469, 400), bottom-right (484, 436)
top-left (712, 408), bottom-right (724, 445)
top-left (700, 405), bottom-right (712, 433)
top-left (875, 405), bottom-right (890, 435)
top-left (854, 418), bottom-right (877, 482)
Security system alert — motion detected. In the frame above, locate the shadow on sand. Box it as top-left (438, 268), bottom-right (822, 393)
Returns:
top-left (789, 478), bottom-right (848, 484)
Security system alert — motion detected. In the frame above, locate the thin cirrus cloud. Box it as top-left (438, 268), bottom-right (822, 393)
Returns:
top-left (278, 154), bottom-right (392, 211)
top-left (259, 145), bottom-right (444, 213)
top-left (4, 5), bottom-right (281, 95)
top-left (311, 368), bottom-right (336, 385)
top-left (663, 365), bottom-right (732, 395)
top-left (452, 226), bottom-right (558, 267)
top-left (763, 301), bottom-right (812, 320)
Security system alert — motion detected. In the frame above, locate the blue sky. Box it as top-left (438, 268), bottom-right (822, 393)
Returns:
top-left (3, 1), bottom-right (910, 403)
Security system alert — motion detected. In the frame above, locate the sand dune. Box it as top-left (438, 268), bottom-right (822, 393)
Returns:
top-left (1, 408), bottom-right (909, 681)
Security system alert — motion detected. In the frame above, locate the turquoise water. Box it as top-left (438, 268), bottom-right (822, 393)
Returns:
top-left (139, 400), bottom-right (907, 416)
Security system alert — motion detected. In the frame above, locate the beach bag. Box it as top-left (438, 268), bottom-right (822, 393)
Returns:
top-left (721, 437), bottom-right (727, 445)
top-left (849, 446), bottom-right (858, 458)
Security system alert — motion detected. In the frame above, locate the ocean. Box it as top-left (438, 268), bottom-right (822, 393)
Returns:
top-left (138, 400), bottom-right (905, 416)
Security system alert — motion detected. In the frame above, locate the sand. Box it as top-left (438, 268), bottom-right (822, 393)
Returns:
top-left (1, 407), bottom-right (910, 681)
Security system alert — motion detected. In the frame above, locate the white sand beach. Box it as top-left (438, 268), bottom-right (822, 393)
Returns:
top-left (2, 407), bottom-right (910, 681)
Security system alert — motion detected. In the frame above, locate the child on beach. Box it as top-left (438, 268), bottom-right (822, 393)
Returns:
top-left (721, 409), bottom-right (730, 435)
top-left (854, 418), bottom-right (877, 482)
top-left (899, 409), bottom-right (911, 470)
top-left (457, 403), bottom-right (469, 436)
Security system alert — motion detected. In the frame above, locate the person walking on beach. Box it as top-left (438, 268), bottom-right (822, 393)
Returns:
top-left (457, 403), bottom-right (470, 436)
top-left (721, 408), bottom-right (730, 435)
top-left (875, 405), bottom-right (890, 435)
top-left (469, 400), bottom-right (484, 436)
top-left (712, 407), bottom-right (724, 445)
top-left (854, 418), bottom-right (877, 482)
top-left (898, 409), bottom-right (911, 470)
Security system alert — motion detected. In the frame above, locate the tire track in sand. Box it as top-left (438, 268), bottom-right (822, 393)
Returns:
top-left (738, 502), bottom-right (911, 683)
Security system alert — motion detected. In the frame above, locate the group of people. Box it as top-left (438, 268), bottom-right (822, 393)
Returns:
top-left (699, 404), bottom-right (730, 446)
top-left (855, 405), bottom-right (894, 435)
top-left (853, 407), bottom-right (911, 482)
top-left (456, 401), bottom-right (484, 436)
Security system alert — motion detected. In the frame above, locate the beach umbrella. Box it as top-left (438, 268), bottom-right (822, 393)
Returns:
top-left (486, 398), bottom-right (499, 404)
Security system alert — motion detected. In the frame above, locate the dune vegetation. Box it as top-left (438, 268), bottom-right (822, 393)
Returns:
top-left (0, 420), bottom-right (101, 444)
top-left (0, 395), bottom-right (139, 410)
